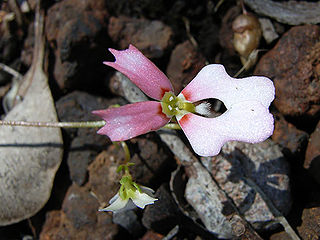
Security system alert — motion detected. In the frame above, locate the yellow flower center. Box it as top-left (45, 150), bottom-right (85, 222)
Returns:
top-left (160, 92), bottom-right (195, 117)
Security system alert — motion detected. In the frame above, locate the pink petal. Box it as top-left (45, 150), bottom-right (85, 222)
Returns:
top-left (180, 64), bottom-right (274, 108)
top-left (104, 45), bottom-right (173, 100)
top-left (92, 101), bottom-right (170, 141)
top-left (178, 101), bottom-right (274, 156)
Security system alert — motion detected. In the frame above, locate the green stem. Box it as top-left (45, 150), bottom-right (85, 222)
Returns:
top-left (0, 120), bottom-right (106, 128)
top-left (120, 141), bottom-right (131, 165)
top-left (163, 123), bottom-right (181, 130)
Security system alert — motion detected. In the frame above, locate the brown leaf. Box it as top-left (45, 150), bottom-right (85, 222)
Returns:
top-left (0, 4), bottom-right (63, 226)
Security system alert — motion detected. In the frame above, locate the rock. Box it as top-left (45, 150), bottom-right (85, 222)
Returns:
top-left (45, 0), bottom-right (109, 90)
top-left (40, 184), bottom-right (120, 240)
top-left (304, 120), bottom-right (320, 184)
top-left (142, 184), bottom-right (180, 234)
top-left (40, 147), bottom-right (131, 239)
top-left (297, 206), bottom-right (320, 240)
top-left (108, 71), bottom-right (148, 103)
top-left (219, 6), bottom-right (241, 56)
top-left (130, 134), bottom-right (175, 185)
top-left (67, 128), bottom-right (106, 186)
top-left (269, 231), bottom-right (291, 240)
top-left (141, 230), bottom-right (164, 240)
top-left (202, 140), bottom-right (291, 230)
top-left (0, 9), bottom-right (23, 85)
top-left (113, 211), bottom-right (144, 237)
top-left (272, 114), bottom-right (309, 157)
top-left (56, 91), bottom-right (125, 185)
top-left (166, 40), bottom-right (206, 94)
top-left (87, 148), bottom-right (124, 206)
top-left (255, 25), bottom-right (320, 118)
top-left (108, 16), bottom-right (173, 58)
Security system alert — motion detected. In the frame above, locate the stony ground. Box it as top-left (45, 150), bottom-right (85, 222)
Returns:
top-left (0, 0), bottom-right (319, 239)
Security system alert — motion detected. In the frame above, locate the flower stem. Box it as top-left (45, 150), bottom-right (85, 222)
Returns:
top-left (120, 141), bottom-right (131, 165)
top-left (0, 120), bottom-right (106, 128)
top-left (163, 123), bottom-right (181, 130)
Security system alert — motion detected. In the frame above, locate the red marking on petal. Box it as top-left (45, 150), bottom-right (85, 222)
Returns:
top-left (160, 88), bottom-right (171, 98)
top-left (181, 89), bottom-right (192, 101)
top-left (157, 104), bottom-right (170, 119)
top-left (179, 114), bottom-right (191, 126)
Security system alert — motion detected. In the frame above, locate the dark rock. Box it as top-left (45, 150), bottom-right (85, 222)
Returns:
top-left (219, 6), bottom-right (241, 56)
top-left (40, 184), bottom-right (120, 240)
top-left (269, 231), bottom-right (291, 240)
top-left (108, 71), bottom-right (148, 103)
top-left (297, 206), bottom-right (320, 240)
top-left (67, 128), bottom-right (106, 186)
top-left (203, 140), bottom-right (291, 230)
top-left (272, 114), bottom-right (309, 157)
top-left (255, 25), bottom-right (320, 118)
top-left (130, 134), bottom-right (175, 185)
top-left (62, 184), bottom-right (100, 229)
top-left (108, 16), bottom-right (173, 58)
top-left (56, 91), bottom-right (125, 185)
top-left (141, 230), bottom-right (164, 240)
top-left (87, 148), bottom-right (124, 205)
top-left (113, 211), bottom-right (144, 237)
top-left (304, 120), bottom-right (320, 184)
top-left (45, 0), bottom-right (109, 90)
top-left (166, 40), bottom-right (206, 94)
top-left (0, 10), bottom-right (24, 85)
top-left (142, 184), bottom-right (180, 234)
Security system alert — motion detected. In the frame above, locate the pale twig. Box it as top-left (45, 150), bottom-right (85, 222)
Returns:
top-left (0, 63), bottom-right (23, 113)
top-left (244, 177), bottom-right (301, 240)
top-left (0, 63), bottom-right (23, 79)
top-left (0, 120), bottom-right (106, 128)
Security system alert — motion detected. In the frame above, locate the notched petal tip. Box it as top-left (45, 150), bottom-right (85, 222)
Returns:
top-left (99, 196), bottom-right (129, 212)
top-left (103, 45), bottom-right (173, 100)
top-left (181, 64), bottom-right (275, 109)
top-left (92, 101), bottom-right (170, 142)
top-left (132, 192), bottom-right (158, 209)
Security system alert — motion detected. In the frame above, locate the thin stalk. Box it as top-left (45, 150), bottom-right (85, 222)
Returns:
top-left (244, 177), bottom-right (301, 240)
top-left (120, 141), bottom-right (131, 164)
top-left (0, 120), bottom-right (106, 128)
top-left (163, 123), bottom-right (181, 130)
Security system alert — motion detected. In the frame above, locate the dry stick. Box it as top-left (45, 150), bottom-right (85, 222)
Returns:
top-left (0, 120), bottom-right (106, 128)
top-left (244, 177), bottom-right (301, 240)
top-left (0, 63), bottom-right (24, 113)
top-left (0, 63), bottom-right (23, 79)
top-left (0, 120), bottom-right (181, 130)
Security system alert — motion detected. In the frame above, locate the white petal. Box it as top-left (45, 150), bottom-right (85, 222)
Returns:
top-left (178, 101), bottom-right (274, 156)
top-left (108, 193), bottom-right (120, 204)
top-left (132, 192), bottom-right (158, 209)
top-left (99, 195), bottom-right (129, 212)
top-left (140, 186), bottom-right (155, 195)
top-left (180, 64), bottom-right (274, 109)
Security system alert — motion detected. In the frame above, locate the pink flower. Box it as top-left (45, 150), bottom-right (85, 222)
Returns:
top-left (93, 45), bottom-right (274, 156)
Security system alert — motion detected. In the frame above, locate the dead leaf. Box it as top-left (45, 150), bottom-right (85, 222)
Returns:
top-left (0, 4), bottom-right (63, 226)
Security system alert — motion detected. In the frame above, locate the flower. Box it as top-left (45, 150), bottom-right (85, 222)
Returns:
top-left (93, 45), bottom-right (274, 156)
top-left (99, 175), bottom-right (157, 213)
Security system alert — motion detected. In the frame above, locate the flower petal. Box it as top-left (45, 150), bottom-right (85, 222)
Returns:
top-left (180, 64), bottom-right (275, 108)
top-left (140, 186), bottom-right (155, 195)
top-left (178, 101), bottom-right (274, 156)
top-left (99, 195), bottom-right (128, 212)
top-left (92, 101), bottom-right (170, 141)
top-left (104, 45), bottom-right (173, 100)
top-left (131, 192), bottom-right (158, 209)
